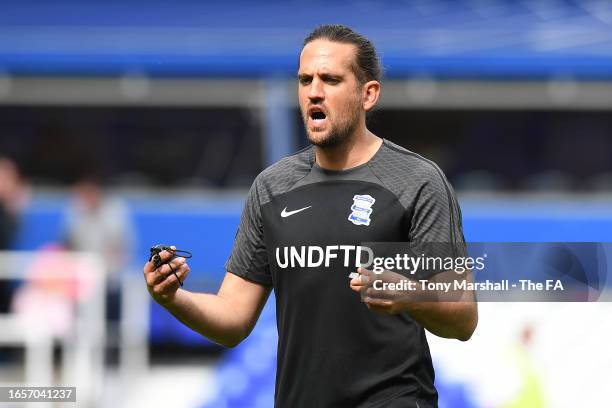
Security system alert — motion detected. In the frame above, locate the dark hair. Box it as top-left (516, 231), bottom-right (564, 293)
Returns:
top-left (303, 24), bottom-right (382, 84)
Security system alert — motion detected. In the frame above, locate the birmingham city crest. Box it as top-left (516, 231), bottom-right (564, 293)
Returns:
top-left (348, 194), bottom-right (375, 226)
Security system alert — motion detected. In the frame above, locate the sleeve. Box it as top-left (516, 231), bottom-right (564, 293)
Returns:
top-left (224, 177), bottom-right (272, 286)
top-left (408, 166), bottom-right (467, 260)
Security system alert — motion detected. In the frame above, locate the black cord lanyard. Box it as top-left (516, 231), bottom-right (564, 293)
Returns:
top-left (149, 244), bottom-right (193, 286)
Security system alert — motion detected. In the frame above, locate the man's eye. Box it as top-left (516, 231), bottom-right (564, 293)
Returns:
top-left (299, 78), bottom-right (312, 85)
top-left (326, 78), bottom-right (340, 84)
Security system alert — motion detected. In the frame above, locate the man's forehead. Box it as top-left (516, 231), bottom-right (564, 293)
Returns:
top-left (299, 40), bottom-right (357, 72)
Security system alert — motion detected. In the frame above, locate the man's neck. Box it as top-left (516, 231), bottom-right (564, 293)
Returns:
top-left (314, 129), bottom-right (382, 171)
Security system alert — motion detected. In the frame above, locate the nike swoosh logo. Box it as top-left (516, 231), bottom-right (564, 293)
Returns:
top-left (281, 206), bottom-right (312, 218)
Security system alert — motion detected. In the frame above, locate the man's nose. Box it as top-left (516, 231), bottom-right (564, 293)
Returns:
top-left (308, 78), bottom-right (324, 101)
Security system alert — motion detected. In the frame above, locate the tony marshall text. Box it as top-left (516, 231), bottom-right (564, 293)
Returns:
top-left (373, 279), bottom-right (565, 292)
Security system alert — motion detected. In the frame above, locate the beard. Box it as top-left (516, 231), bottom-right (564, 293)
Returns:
top-left (303, 98), bottom-right (361, 148)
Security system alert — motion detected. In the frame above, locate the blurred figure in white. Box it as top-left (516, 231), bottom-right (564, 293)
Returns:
top-left (63, 175), bottom-right (135, 278)
top-left (62, 174), bottom-right (136, 341)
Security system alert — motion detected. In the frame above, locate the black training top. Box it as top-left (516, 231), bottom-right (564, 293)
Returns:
top-left (225, 139), bottom-right (465, 408)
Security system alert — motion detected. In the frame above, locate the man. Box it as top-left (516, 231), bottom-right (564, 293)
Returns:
top-left (144, 24), bottom-right (477, 408)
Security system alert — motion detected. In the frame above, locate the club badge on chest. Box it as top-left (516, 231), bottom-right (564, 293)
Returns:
top-left (348, 194), bottom-right (375, 226)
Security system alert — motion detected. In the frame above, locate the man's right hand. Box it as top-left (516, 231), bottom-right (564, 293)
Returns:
top-left (143, 246), bottom-right (191, 306)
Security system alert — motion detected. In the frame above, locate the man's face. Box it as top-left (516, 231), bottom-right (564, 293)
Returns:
top-left (298, 39), bottom-right (363, 148)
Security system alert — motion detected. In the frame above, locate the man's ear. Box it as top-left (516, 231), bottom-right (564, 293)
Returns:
top-left (362, 80), bottom-right (381, 112)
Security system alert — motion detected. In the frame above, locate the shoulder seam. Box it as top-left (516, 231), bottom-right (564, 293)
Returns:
top-left (366, 161), bottom-right (408, 210)
top-left (257, 146), bottom-right (314, 205)
top-left (283, 171), bottom-right (312, 201)
top-left (382, 142), bottom-right (457, 244)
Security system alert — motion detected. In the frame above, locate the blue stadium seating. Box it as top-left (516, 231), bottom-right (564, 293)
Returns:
top-left (2, 0), bottom-right (612, 78)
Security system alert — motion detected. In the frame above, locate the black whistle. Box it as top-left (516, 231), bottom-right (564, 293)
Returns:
top-left (149, 244), bottom-right (193, 286)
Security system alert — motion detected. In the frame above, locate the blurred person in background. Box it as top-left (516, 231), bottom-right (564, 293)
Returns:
top-left (0, 156), bottom-right (29, 312)
top-left (62, 174), bottom-right (135, 328)
top-left (10, 243), bottom-right (96, 337)
top-left (144, 24), bottom-right (476, 408)
top-left (504, 325), bottom-right (545, 408)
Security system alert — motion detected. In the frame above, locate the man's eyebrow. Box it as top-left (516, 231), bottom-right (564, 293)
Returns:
top-left (297, 72), bottom-right (341, 79)
top-left (320, 73), bottom-right (342, 81)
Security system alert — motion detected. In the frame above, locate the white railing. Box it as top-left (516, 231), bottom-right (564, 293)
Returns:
top-left (0, 250), bottom-right (106, 407)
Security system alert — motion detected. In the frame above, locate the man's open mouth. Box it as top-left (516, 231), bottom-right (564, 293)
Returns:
top-left (309, 107), bottom-right (327, 125)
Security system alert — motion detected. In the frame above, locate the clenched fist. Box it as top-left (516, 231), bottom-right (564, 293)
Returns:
top-left (143, 246), bottom-right (190, 306)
